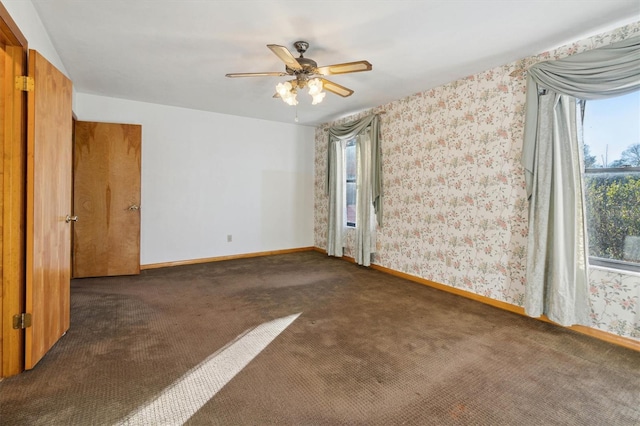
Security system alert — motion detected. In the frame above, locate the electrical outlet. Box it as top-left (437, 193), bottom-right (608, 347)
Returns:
top-left (227, 234), bottom-right (232, 242)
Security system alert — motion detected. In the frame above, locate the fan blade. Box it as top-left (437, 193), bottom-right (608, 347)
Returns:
top-left (267, 44), bottom-right (302, 71)
top-left (315, 60), bottom-right (372, 75)
top-left (321, 78), bottom-right (354, 97)
top-left (226, 72), bottom-right (288, 78)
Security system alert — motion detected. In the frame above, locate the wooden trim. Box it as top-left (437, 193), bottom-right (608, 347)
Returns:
top-left (23, 48), bottom-right (36, 369)
top-left (371, 262), bottom-right (525, 313)
top-left (312, 247), bottom-right (640, 352)
top-left (140, 247), bottom-right (316, 270)
top-left (1, 45), bottom-right (27, 377)
top-left (0, 3), bottom-right (28, 378)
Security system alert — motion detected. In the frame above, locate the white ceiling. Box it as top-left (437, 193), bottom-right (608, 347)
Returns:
top-left (31, 0), bottom-right (640, 126)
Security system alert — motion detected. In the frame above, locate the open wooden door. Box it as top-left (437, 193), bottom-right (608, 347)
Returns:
top-left (73, 121), bottom-right (141, 278)
top-left (25, 50), bottom-right (73, 370)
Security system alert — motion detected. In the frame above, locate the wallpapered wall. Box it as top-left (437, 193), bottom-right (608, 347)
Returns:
top-left (314, 22), bottom-right (640, 341)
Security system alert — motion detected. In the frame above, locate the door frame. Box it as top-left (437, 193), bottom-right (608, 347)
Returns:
top-left (0, 2), bottom-right (28, 378)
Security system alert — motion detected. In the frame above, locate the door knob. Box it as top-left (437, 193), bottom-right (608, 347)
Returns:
top-left (128, 204), bottom-right (140, 211)
top-left (65, 215), bottom-right (78, 223)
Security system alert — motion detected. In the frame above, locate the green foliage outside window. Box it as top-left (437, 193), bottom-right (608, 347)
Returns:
top-left (584, 171), bottom-right (640, 263)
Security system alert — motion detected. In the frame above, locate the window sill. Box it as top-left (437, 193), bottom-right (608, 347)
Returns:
top-left (589, 264), bottom-right (640, 278)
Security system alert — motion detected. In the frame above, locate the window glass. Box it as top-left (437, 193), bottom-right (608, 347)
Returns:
top-left (583, 91), bottom-right (640, 272)
top-left (345, 139), bottom-right (356, 227)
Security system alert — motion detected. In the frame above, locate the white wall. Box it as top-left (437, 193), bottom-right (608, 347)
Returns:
top-left (76, 94), bottom-right (315, 265)
top-left (3, 0), bottom-right (315, 266)
top-left (2, 0), bottom-right (66, 73)
top-left (2, 0), bottom-right (75, 105)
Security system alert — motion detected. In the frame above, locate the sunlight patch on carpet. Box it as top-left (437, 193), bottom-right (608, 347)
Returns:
top-left (116, 313), bottom-right (301, 426)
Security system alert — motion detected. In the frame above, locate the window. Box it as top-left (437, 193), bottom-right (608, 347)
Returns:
top-left (345, 139), bottom-right (357, 227)
top-left (582, 90), bottom-right (640, 272)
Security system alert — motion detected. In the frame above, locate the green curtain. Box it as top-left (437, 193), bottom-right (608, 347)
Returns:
top-left (326, 114), bottom-right (382, 266)
top-left (521, 35), bottom-right (640, 326)
top-left (326, 138), bottom-right (346, 257)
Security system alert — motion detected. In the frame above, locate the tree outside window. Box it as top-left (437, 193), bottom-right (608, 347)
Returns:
top-left (582, 91), bottom-right (640, 272)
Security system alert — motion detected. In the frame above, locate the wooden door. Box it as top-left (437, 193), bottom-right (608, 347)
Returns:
top-left (73, 121), bottom-right (141, 278)
top-left (25, 50), bottom-right (73, 370)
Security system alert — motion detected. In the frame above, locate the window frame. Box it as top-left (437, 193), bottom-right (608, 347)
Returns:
top-left (583, 166), bottom-right (640, 273)
top-left (345, 138), bottom-right (357, 228)
top-left (580, 95), bottom-right (640, 274)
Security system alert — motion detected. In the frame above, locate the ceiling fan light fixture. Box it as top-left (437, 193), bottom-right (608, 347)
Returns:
top-left (276, 81), bottom-right (298, 105)
top-left (307, 78), bottom-right (323, 95)
top-left (311, 92), bottom-right (326, 105)
top-left (276, 81), bottom-right (292, 97)
top-left (287, 96), bottom-right (298, 106)
top-left (308, 78), bottom-right (325, 105)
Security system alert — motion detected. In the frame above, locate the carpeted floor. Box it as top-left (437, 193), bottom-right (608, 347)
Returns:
top-left (0, 251), bottom-right (639, 425)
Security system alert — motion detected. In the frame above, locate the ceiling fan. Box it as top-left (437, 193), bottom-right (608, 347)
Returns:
top-left (225, 41), bottom-right (372, 105)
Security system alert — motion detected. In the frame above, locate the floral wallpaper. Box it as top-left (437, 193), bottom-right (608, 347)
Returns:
top-left (314, 22), bottom-right (640, 341)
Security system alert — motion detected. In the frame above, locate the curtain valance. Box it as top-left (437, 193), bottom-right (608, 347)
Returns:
top-left (326, 114), bottom-right (382, 225)
top-left (522, 35), bottom-right (640, 197)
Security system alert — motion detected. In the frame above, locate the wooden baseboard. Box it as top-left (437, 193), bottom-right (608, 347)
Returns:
top-left (140, 247), bottom-right (315, 270)
top-left (313, 247), bottom-right (640, 352)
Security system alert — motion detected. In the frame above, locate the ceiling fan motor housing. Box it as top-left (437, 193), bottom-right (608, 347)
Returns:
top-left (293, 41), bottom-right (309, 55)
top-left (288, 43), bottom-right (318, 86)
top-left (287, 57), bottom-right (318, 75)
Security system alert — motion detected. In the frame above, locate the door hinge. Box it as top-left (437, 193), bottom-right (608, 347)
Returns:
top-left (12, 313), bottom-right (32, 329)
top-left (15, 76), bottom-right (34, 92)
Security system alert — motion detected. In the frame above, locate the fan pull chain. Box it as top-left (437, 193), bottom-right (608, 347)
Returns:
top-left (295, 106), bottom-right (299, 123)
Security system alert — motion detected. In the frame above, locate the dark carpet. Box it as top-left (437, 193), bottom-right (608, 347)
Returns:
top-left (0, 251), bottom-right (638, 425)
